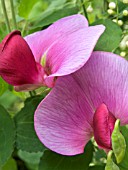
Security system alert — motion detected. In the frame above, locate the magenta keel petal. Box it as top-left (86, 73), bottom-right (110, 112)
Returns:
top-left (0, 30), bottom-right (44, 87)
top-left (93, 103), bottom-right (116, 150)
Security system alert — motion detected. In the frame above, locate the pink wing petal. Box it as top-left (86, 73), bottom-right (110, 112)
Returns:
top-left (34, 76), bottom-right (93, 155)
top-left (0, 31), bottom-right (44, 86)
top-left (44, 25), bottom-right (105, 87)
top-left (25, 14), bottom-right (88, 62)
top-left (34, 51), bottom-right (128, 155)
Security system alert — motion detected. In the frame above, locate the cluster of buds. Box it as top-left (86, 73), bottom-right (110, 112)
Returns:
top-left (119, 35), bottom-right (128, 57)
top-left (107, 2), bottom-right (116, 15)
top-left (108, 2), bottom-right (128, 27)
top-left (107, 2), bottom-right (124, 26)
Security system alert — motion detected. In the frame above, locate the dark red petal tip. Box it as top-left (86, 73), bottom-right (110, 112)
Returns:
top-left (0, 30), bottom-right (21, 52)
top-left (0, 30), bottom-right (43, 86)
top-left (93, 103), bottom-right (116, 150)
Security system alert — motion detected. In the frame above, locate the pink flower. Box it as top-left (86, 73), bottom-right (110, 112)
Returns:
top-left (0, 14), bottom-right (105, 91)
top-left (34, 51), bottom-right (128, 155)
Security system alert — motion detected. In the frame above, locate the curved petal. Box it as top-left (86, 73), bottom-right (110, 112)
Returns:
top-left (34, 76), bottom-right (93, 155)
top-left (67, 51), bottom-right (128, 125)
top-left (0, 31), bottom-right (44, 86)
top-left (44, 25), bottom-right (105, 87)
top-left (25, 14), bottom-right (88, 62)
top-left (35, 51), bottom-right (128, 155)
top-left (93, 103), bottom-right (116, 150)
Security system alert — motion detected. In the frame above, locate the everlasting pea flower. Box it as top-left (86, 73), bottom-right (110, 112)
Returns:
top-left (34, 51), bottom-right (128, 155)
top-left (0, 14), bottom-right (105, 91)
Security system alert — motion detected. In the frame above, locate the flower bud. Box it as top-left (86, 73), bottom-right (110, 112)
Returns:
top-left (123, 0), bottom-right (128, 4)
top-left (117, 20), bottom-right (123, 26)
top-left (123, 10), bottom-right (128, 16)
top-left (109, 2), bottom-right (116, 9)
top-left (112, 19), bottom-right (117, 23)
top-left (107, 9), bottom-right (115, 15)
top-left (120, 51), bottom-right (126, 57)
top-left (126, 41), bottom-right (128, 48)
top-left (87, 5), bottom-right (93, 13)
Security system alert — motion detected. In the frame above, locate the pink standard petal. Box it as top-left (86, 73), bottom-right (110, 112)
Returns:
top-left (25, 14), bottom-right (88, 63)
top-left (35, 51), bottom-right (128, 155)
top-left (44, 25), bottom-right (105, 87)
top-left (0, 31), bottom-right (44, 86)
top-left (68, 51), bottom-right (128, 125)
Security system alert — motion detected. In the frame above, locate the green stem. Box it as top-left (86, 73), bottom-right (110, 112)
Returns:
top-left (80, 0), bottom-right (89, 22)
top-left (21, 20), bottom-right (28, 36)
top-left (29, 91), bottom-right (33, 97)
top-left (10, 0), bottom-right (17, 29)
top-left (116, 0), bottom-right (119, 21)
top-left (29, 91), bottom-right (36, 97)
top-left (1, 0), bottom-right (11, 32)
top-left (103, 0), bottom-right (108, 12)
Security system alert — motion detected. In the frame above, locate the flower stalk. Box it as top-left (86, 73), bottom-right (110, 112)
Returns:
top-left (10, 0), bottom-right (17, 30)
top-left (1, 0), bottom-right (11, 32)
top-left (80, 0), bottom-right (89, 22)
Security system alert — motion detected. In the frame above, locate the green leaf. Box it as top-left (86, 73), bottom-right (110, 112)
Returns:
top-left (105, 151), bottom-right (120, 170)
top-left (92, 19), bottom-right (122, 52)
top-left (18, 0), bottom-right (39, 19)
top-left (18, 150), bottom-right (43, 164)
top-left (31, 3), bottom-right (79, 29)
top-left (18, 150), bottom-right (43, 170)
top-left (39, 141), bottom-right (93, 170)
top-left (14, 96), bottom-right (46, 152)
top-left (112, 120), bottom-right (126, 164)
top-left (118, 126), bottom-right (128, 170)
top-left (0, 105), bottom-right (15, 167)
top-left (2, 158), bottom-right (17, 170)
top-left (88, 165), bottom-right (105, 170)
top-left (0, 77), bottom-right (8, 96)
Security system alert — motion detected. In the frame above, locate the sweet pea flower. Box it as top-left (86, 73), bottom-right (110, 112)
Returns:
top-left (34, 51), bottom-right (128, 155)
top-left (0, 14), bottom-right (105, 91)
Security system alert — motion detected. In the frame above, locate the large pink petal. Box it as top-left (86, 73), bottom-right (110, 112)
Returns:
top-left (0, 31), bottom-right (44, 86)
top-left (34, 76), bottom-right (94, 155)
top-left (25, 14), bottom-right (88, 63)
top-left (44, 25), bottom-right (105, 87)
top-left (71, 51), bottom-right (128, 125)
top-left (34, 51), bottom-right (128, 155)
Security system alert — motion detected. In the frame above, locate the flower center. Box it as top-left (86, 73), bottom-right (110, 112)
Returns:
top-left (93, 103), bottom-right (116, 150)
top-left (41, 51), bottom-right (52, 76)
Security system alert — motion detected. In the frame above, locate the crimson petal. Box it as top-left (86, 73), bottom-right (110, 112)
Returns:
top-left (0, 30), bottom-right (44, 86)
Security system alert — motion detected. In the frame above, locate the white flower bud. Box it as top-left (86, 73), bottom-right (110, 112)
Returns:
top-left (126, 41), bottom-right (128, 47)
top-left (123, 0), bottom-right (128, 4)
top-left (119, 42), bottom-right (126, 50)
top-left (124, 24), bottom-right (128, 30)
top-left (112, 19), bottom-right (117, 23)
top-left (107, 9), bottom-right (115, 15)
top-left (86, 5), bottom-right (93, 13)
top-left (120, 51), bottom-right (126, 57)
top-left (123, 10), bottom-right (128, 16)
top-left (117, 20), bottom-right (123, 26)
top-left (109, 2), bottom-right (116, 9)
